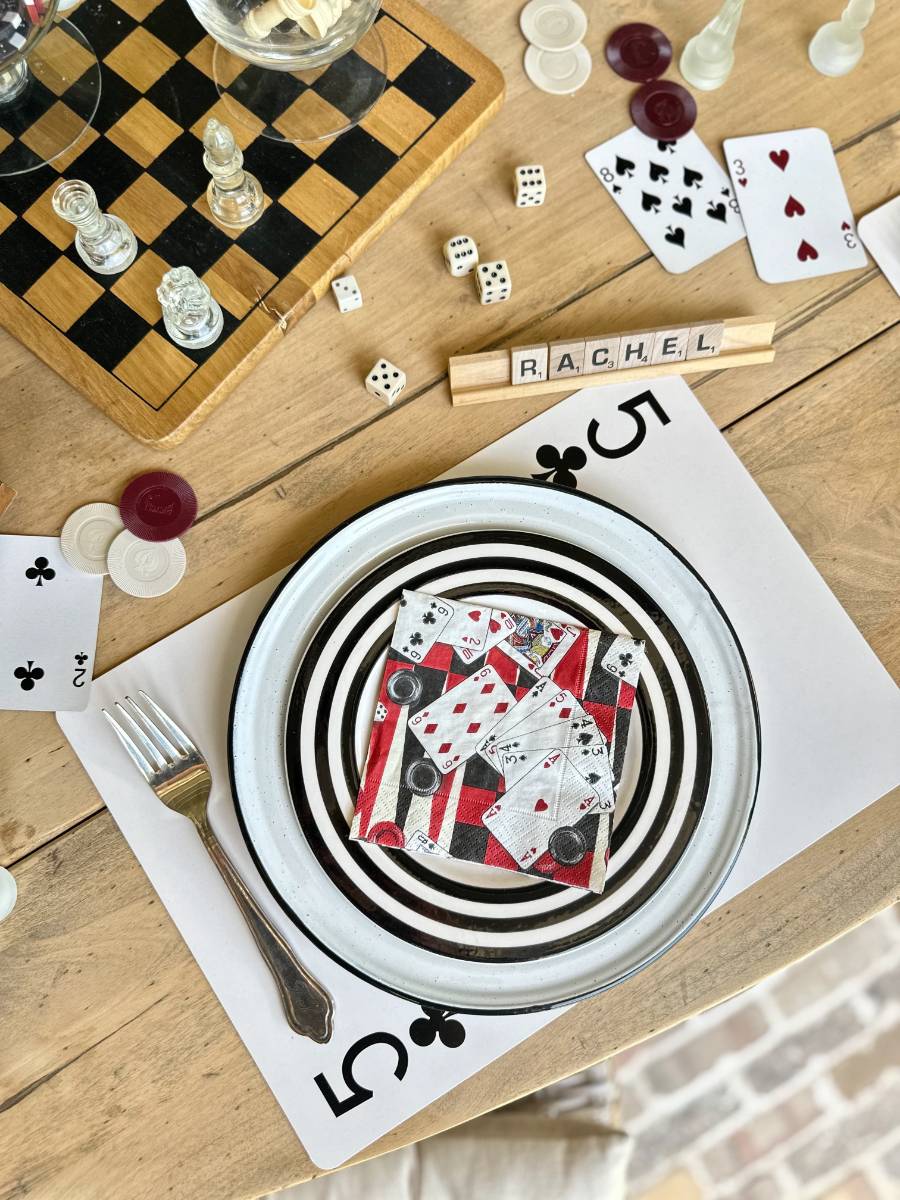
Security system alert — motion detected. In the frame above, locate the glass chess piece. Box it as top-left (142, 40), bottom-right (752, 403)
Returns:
top-left (51, 179), bottom-right (137, 275)
top-left (809, 0), bottom-right (875, 76)
top-left (157, 266), bottom-right (224, 351)
top-left (679, 0), bottom-right (745, 91)
top-left (203, 117), bottom-right (265, 229)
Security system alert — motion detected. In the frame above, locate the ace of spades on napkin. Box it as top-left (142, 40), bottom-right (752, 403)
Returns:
top-left (350, 590), bottom-right (646, 893)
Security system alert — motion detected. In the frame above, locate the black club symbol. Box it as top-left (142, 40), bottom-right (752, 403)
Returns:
top-left (14, 661), bottom-right (44, 691)
top-left (408, 631), bottom-right (423, 647)
top-left (409, 1007), bottom-right (466, 1049)
top-left (532, 445), bottom-right (587, 489)
top-left (75, 653), bottom-right (88, 666)
top-left (422, 611), bottom-right (436, 626)
top-left (619, 652), bottom-right (633, 667)
top-left (25, 556), bottom-right (55, 587)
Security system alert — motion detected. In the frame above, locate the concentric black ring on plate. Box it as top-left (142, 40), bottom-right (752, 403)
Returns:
top-left (282, 531), bottom-right (712, 962)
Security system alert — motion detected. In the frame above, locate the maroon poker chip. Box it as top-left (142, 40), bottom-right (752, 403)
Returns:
top-left (630, 80), bottom-right (697, 141)
top-left (119, 471), bottom-right (198, 543)
top-left (368, 821), bottom-right (406, 849)
top-left (605, 23), bottom-right (672, 83)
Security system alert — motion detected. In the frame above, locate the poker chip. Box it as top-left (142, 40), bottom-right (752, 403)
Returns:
top-left (60, 502), bottom-right (124, 575)
top-left (548, 826), bottom-right (587, 866)
top-left (605, 23), bottom-right (672, 82)
top-left (367, 821), bottom-right (406, 848)
top-left (405, 759), bottom-right (441, 797)
top-left (524, 42), bottom-right (592, 95)
top-left (519, 0), bottom-right (587, 53)
top-left (107, 530), bottom-right (186, 598)
top-left (119, 470), bottom-right (198, 543)
top-left (386, 669), bottom-right (423, 706)
top-left (630, 79), bottom-right (697, 141)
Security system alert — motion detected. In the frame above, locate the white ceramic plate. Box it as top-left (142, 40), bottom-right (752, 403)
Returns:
top-left (229, 479), bottom-right (759, 1012)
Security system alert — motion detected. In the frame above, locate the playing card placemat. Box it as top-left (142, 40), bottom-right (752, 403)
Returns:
top-left (352, 592), bottom-right (644, 891)
top-left (58, 375), bottom-right (900, 1168)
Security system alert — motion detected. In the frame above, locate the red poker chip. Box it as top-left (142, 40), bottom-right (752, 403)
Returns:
top-left (119, 471), bottom-right (198, 543)
top-left (630, 80), bottom-right (697, 141)
top-left (368, 821), bottom-right (406, 849)
top-left (605, 23), bottom-right (672, 83)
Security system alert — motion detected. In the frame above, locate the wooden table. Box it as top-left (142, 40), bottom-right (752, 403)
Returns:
top-left (2, 2), bottom-right (898, 1196)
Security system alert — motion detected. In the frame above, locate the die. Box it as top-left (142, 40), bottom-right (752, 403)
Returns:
top-left (514, 164), bottom-right (547, 207)
top-left (475, 260), bottom-right (512, 305)
top-left (331, 274), bottom-right (363, 313)
top-left (443, 234), bottom-right (479, 277)
top-left (365, 358), bottom-right (406, 405)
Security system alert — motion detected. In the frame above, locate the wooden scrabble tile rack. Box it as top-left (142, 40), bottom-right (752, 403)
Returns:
top-left (449, 314), bottom-right (776, 407)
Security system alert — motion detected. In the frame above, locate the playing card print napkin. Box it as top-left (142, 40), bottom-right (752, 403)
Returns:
top-left (350, 591), bottom-right (646, 893)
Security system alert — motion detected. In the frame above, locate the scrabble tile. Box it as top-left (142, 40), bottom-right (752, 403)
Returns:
top-left (686, 322), bottom-right (725, 359)
top-left (584, 335), bottom-right (621, 374)
top-left (651, 327), bottom-right (689, 365)
top-left (549, 338), bottom-right (586, 379)
top-left (619, 332), bottom-right (653, 368)
top-left (511, 343), bottom-right (549, 384)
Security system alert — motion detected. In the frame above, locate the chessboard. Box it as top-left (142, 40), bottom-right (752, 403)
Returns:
top-left (0, 0), bottom-right (504, 445)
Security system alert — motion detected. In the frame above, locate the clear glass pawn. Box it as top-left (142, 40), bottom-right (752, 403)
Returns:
top-left (679, 0), bottom-right (746, 91)
top-left (51, 179), bottom-right (137, 275)
top-left (157, 266), bottom-right (224, 350)
top-left (203, 118), bottom-right (264, 230)
top-left (809, 0), bottom-right (875, 77)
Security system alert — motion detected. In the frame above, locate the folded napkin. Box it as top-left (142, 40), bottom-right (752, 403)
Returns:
top-left (350, 591), bottom-right (645, 892)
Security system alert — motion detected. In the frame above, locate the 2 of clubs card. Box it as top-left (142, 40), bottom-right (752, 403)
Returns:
top-left (0, 535), bottom-right (102, 711)
top-left (585, 126), bottom-right (746, 274)
top-left (724, 127), bottom-right (867, 283)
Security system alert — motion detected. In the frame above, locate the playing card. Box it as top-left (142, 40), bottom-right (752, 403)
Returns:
top-left (858, 195), bottom-right (900, 299)
top-left (585, 126), bottom-right (746, 274)
top-left (601, 635), bottom-right (644, 687)
top-left (408, 665), bottom-right (516, 773)
top-left (483, 752), bottom-right (602, 867)
top-left (0, 534), bottom-right (102, 712)
top-left (490, 713), bottom-right (604, 784)
top-left (390, 590), bottom-right (453, 663)
top-left (723, 127), bottom-right (867, 283)
top-left (499, 615), bottom-right (579, 676)
top-left (406, 829), bottom-right (451, 857)
top-left (476, 676), bottom-right (558, 761)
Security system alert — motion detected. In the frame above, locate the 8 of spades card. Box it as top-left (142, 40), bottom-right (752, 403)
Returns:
top-left (1, 534), bottom-right (102, 711)
top-left (724, 127), bottom-right (867, 283)
top-left (585, 126), bottom-right (746, 274)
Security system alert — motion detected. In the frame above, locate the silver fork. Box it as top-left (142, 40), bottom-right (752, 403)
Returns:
top-left (103, 691), bottom-right (334, 1043)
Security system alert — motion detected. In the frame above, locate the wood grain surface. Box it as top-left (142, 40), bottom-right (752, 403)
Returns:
top-left (1, 0), bottom-right (898, 1196)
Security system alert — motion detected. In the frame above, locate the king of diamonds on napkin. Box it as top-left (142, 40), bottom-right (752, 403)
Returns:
top-left (585, 127), bottom-right (746, 274)
top-left (352, 589), bottom-right (646, 893)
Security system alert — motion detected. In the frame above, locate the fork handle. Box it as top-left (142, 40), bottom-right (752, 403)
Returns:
top-left (196, 818), bottom-right (334, 1043)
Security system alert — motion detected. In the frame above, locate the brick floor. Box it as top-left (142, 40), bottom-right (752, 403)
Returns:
top-left (622, 906), bottom-right (900, 1199)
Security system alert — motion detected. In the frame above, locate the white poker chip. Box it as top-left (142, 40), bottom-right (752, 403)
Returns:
top-left (60, 502), bottom-right (124, 575)
top-left (520, 0), bottom-right (587, 53)
top-left (107, 529), bottom-right (186, 598)
top-left (524, 42), bottom-right (592, 95)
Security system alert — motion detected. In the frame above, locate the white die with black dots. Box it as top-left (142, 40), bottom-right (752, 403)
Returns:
top-left (443, 234), bottom-right (479, 277)
top-left (514, 164), bottom-right (547, 207)
top-left (332, 274), bottom-right (363, 313)
top-left (365, 358), bottom-right (406, 405)
top-left (475, 260), bottom-right (512, 305)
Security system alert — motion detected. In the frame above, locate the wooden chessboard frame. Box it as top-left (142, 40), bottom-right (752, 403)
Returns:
top-left (0, 0), bottom-right (504, 446)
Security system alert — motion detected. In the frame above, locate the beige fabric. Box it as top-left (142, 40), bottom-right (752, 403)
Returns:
top-left (269, 1067), bottom-right (632, 1200)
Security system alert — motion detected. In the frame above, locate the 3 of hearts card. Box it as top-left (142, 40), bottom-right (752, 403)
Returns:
top-left (350, 590), bottom-right (646, 893)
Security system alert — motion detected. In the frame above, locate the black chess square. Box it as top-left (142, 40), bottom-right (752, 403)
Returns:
top-left (236, 204), bottom-right (318, 277)
top-left (312, 50), bottom-right (385, 117)
top-left (0, 220), bottom-right (60, 293)
top-left (241, 135), bottom-right (313, 199)
top-left (1, 79), bottom-right (56, 139)
top-left (394, 46), bottom-right (473, 118)
top-left (72, 0), bottom-right (138, 58)
top-left (147, 131), bottom-right (208, 204)
top-left (0, 156), bottom-right (54, 209)
top-left (67, 290), bottom-right (149, 372)
top-left (145, 60), bottom-right (219, 130)
top-left (144, 0), bottom-right (207, 58)
top-left (65, 139), bottom-right (143, 211)
top-left (152, 206), bottom-right (232, 275)
top-left (316, 126), bottom-right (397, 196)
top-left (226, 65), bottom-right (306, 128)
top-left (90, 67), bottom-right (142, 134)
